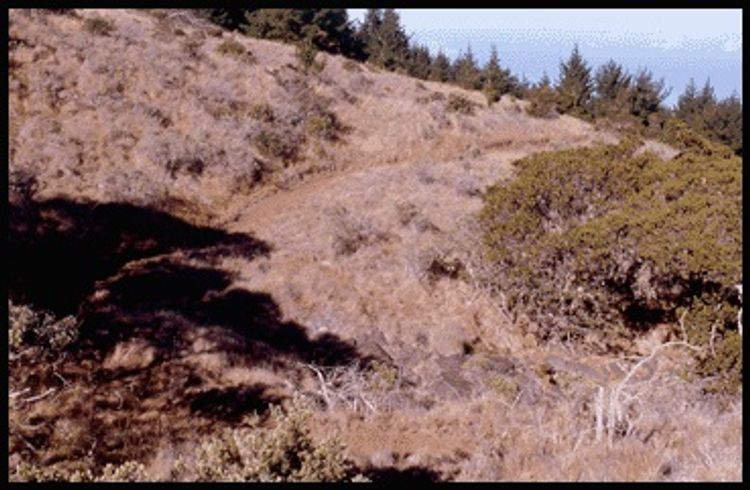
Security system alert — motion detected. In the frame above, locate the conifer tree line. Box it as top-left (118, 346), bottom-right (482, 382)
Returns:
top-left (197, 8), bottom-right (742, 155)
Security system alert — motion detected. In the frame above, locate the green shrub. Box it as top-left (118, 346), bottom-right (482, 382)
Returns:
top-left (194, 396), bottom-right (359, 482)
top-left (480, 135), bottom-right (741, 391)
top-left (327, 205), bottom-right (388, 256)
top-left (304, 110), bottom-right (342, 141)
top-left (12, 460), bottom-right (146, 482)
top-left (660, 118), bottom-right (735, 159)
top-left (445, 93), bottom-right (478, 115)
top-left (216, 39), bottom-right (255, 64)
top-left (249, 103), bottom-right (275, 123)
top-left (483, 87), bottom-right (501, 107)
top-left (9, 300), bottom-right (78, 353)
top-left (295, 41), bottom-right (324, 74)
top-left (82, 16), bottom-right (114, 36)
top-left (255, 130), bottom-right (299, 162)
top-left (525, 86), bottom-right (559, 118)
top-left (416, 92), bottom-right (446, 105)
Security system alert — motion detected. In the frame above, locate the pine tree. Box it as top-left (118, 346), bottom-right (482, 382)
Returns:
top-left (407, 44), bottom-right (432, 80)
top-left (708, 93), bottom-right (742, 155)
top-left (361, 8), bottom-right (410, 71)
top-left (675, 79), bottom-right (701, 122)
top-left (628, 68), bottom-right (670, 124)
top-left (428, 51), bottom-right (452, 82)
top-left (514, 74), bottom-right (531, 99)
top-left (481, 45), bottom-right (512, 104)
top-left (538, 71), bottom-right (552, 89)
top-left (698, 79), bottom-right (718, 110)
top-left (593, 59), bottom-right (631, 117)
top-left (675, 80), bottom-right (742, 155)
top-left (196, 9), bottom-right (254, 30)
top-left (356, 9), bottom-right (383, 60)
top-left (526, 71), bottom-right (559, 118)
top-left (242, 9), bottom-right (304, 43)
top-left (594, 60), bottom-right (630, 101)
top-left (453, 45), bottom-right (481, 90)
top-left (241, 9), bottom-right (358, 57)
top-left (304, 9), bottom-right (357, 55)
top-left (556, 44), bottom-right (593, 116)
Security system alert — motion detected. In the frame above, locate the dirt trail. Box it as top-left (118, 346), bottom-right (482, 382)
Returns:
top-left (223, 133), bottom-right (615, 384)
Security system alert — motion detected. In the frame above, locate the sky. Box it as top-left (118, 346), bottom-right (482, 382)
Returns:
top-left (348, 9), bottom-right (742, 106)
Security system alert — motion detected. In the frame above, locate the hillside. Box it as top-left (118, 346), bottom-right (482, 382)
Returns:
top-left (8, 9), bottom-right (741, 482)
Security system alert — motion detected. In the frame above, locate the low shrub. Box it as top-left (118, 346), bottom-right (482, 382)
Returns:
top-left (82, 16), bottom-right (114, 36)
top-left (525, 86), bottom-right (558, 119)
top-left (295, 41), bottom-right (324, 74)
top-left (9, 300), bottom-right (79, 353)
top-left (255, 130), bottom-right (300, 162)
top-left (445, 94), bottom-right (478, 115)
top-left (192, 396), bottom-right (359, 482)
top-left (12, 460), bottom-right (147, 482)
top-left (216, 39), bottom-right (244, 55)
top-left (304, 109), bottom-right (343, 141)
top-left (480, 134), bottom-right (741, 391)
top-left (216, 39), bottom-right (256, 64)
top-left (165, 157), bottom-right (205, 179)
top-left (249, 103), bottom-right (275, 123)
top-left (416, 92), bottom-right (446, 105)
top-left (483, 87), bottom-right (501, 107)
top-left (327, 205), bottom-right (388, 256)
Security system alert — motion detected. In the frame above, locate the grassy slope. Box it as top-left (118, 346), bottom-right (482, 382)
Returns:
top-left (8, 9), bottom-right (741, 482)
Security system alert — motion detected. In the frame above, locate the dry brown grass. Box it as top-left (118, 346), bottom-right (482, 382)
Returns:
top-left (9, 8), bottom-right (738, 482)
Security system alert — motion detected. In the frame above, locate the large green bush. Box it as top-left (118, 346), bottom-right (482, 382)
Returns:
top-left (480, 131), bottom-right (741, 390)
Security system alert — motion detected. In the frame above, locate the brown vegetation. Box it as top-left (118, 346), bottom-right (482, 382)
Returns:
top-left (8, 8), bottom-right (740, 482)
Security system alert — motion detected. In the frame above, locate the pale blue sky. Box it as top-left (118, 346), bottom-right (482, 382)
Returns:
top-left (347, 9), bottom-right (742, 106)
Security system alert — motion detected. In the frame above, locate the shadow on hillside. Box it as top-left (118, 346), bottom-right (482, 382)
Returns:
top-left (81, 256), bottom-right (368, 370)
top-left (9, 197), bottom-right (271, 316)
top-left (9, 197), bottom-right (379, 465)
top-left (360, 465), bottom-right (443, 483)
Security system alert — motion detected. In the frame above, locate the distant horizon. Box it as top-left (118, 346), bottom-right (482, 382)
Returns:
top-left (347, 9), bottom-right (742, 107)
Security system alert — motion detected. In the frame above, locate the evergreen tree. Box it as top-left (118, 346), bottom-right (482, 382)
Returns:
top-left (675, 80), bottom-right (742, 155)
top-left (305, 9), bottom-right (358, 56)
top-left (698, 79), bottom-right (718, 109)
top-left (407, 44), bottom-right (432, 80)
top-left (514, 74), bottom-right (531, 98)
top-left (526, 71), bottom-right (559, 118)
top-left (357, 9), bottom-right (383, 60)
top-left (708, 93), bottom-right (742, 155)
top-left (196, 9), bottom-right (254, 30)
top-left (360, 8), bottom-right (410, 71)
top-left (628, 68), bottom-right (670, 124)
top-left (594, 60), bottom-right (631, 101)
top-left (242, 9), bottom-right (305, 43)
top-left (556, 44), bottom-right (594, 116)
top-left (241, 9), bottom-right (358, 57)
top-left (538, 71), bottom-right (552, 89)
top-left (453, 45), bottom-right (481, 90)
top-left (675, 78), bottom-right (716, 130)
top-left (481, 44), bottom-right (512, 104)
top-left (675, 79), bottom-right (701, 122)
top-left (428, 50), bottom-right (452, 82)
top-left (593, 59), bottom-right (631, 117)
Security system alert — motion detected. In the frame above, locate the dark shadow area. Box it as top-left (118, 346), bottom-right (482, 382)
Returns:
top-left (359, 465), bottom-right (443, 483)
top-left (80, 258), bottom-right (369, 370)
top-left (9, 195), bottom-right (380, 466)
top-left (9, 197), bottom-right (270, 316)
top-left (186, 384), bottom-right (283, 423)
